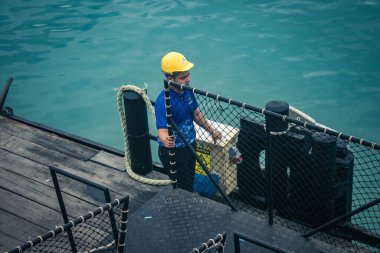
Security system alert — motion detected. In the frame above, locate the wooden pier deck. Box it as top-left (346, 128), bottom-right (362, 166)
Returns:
top-left (0, 115), bottom-right (164, 252)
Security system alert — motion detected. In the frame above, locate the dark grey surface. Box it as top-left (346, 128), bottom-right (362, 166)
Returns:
top-left (124, 187), bottom-right (346, 253)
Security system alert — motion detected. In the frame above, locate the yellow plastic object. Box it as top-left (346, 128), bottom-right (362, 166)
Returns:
top-left (161, 52), bottom-right (194, 75)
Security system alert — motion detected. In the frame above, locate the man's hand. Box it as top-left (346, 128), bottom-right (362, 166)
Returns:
top-left (211, 130), bottom-right (222, 144)
top-left (158, 129), bottom-right (176, 148)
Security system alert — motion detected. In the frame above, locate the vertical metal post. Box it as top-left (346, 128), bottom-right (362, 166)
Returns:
top-left (49, 169), bottom-right (77, 253)
top-left (117, 196), bottom-right (130, 253)
top-left (163, 80), bottom-right (177, 189)
top-left (218, 232), bottom-right (227, 253)
top-left (104, 188), bottom-right (119, 245)
top-left (123, 91), bottom-right (152, 175)
top-left (265, 117), bottom-right (274, 225)
top-left (233, 233), bottom-right (241, 253)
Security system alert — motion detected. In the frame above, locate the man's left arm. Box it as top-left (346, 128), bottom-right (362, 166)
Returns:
top-left (193, 108), bottom-right (222, 143)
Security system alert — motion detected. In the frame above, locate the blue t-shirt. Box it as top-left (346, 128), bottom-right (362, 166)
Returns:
top-left (155, 89), bottom-right (199, 147)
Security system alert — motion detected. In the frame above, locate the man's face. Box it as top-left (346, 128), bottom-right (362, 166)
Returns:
top-left (174, 71), bottom-right (190, 85)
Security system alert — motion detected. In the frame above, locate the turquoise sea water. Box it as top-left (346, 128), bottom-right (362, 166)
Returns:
top-left (1, 0), bottom-right (379, 151)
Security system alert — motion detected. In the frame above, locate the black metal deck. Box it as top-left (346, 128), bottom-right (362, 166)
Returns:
top-left (124, 186), bottom-right (345, 253)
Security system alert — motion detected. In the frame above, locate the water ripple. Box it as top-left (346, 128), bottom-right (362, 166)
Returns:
top-left (302, 70), bottom-right (337, 79)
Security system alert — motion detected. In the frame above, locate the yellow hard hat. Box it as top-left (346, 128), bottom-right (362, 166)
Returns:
top-left (161, 52), bottom-right (194, 75)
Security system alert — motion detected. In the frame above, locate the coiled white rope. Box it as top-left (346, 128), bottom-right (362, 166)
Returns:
top-left (116, 84), bottom-right (171, 185)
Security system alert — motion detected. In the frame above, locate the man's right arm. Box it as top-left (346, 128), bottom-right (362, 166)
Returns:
top-left (158, 128), bottom-right (175, 148)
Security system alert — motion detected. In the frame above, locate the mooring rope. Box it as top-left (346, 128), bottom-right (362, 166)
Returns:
top-left (116, 84), bottom-right (171, 185)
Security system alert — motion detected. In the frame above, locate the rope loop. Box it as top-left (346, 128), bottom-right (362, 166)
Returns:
top-left (117, 84), bottom-right (171, 186)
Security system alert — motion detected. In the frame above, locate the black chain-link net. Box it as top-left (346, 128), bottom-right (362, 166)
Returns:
top-left (161, 83), bottom-right (379, 253)
top-left (6, 197), bottom-right (129, 253)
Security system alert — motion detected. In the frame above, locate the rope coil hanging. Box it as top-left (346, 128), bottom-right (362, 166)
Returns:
top-left (116, 84), bottom-right (171, 186)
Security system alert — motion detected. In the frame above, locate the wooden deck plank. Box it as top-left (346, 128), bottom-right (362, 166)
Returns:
top-left (0, 133), bottom-right (162, 203)
top-left (0, 188), bottom-right (63, 231)
top-left (90, 150), bottom-right (126, 172)
top-left (0, 231), bottom-right (23, 252)
top-left (0, 150), bottom-right (144, 215)
top-left (0, 116), bottom-right (163, 251)
top-left (0, 209), bottom-right (46, 250)
top-left (0, 166), bottom-right (97, 218)
top-left (0, 116), bottom-right (98, 161)
top-left (0, 129), bottom-right (11, 146)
